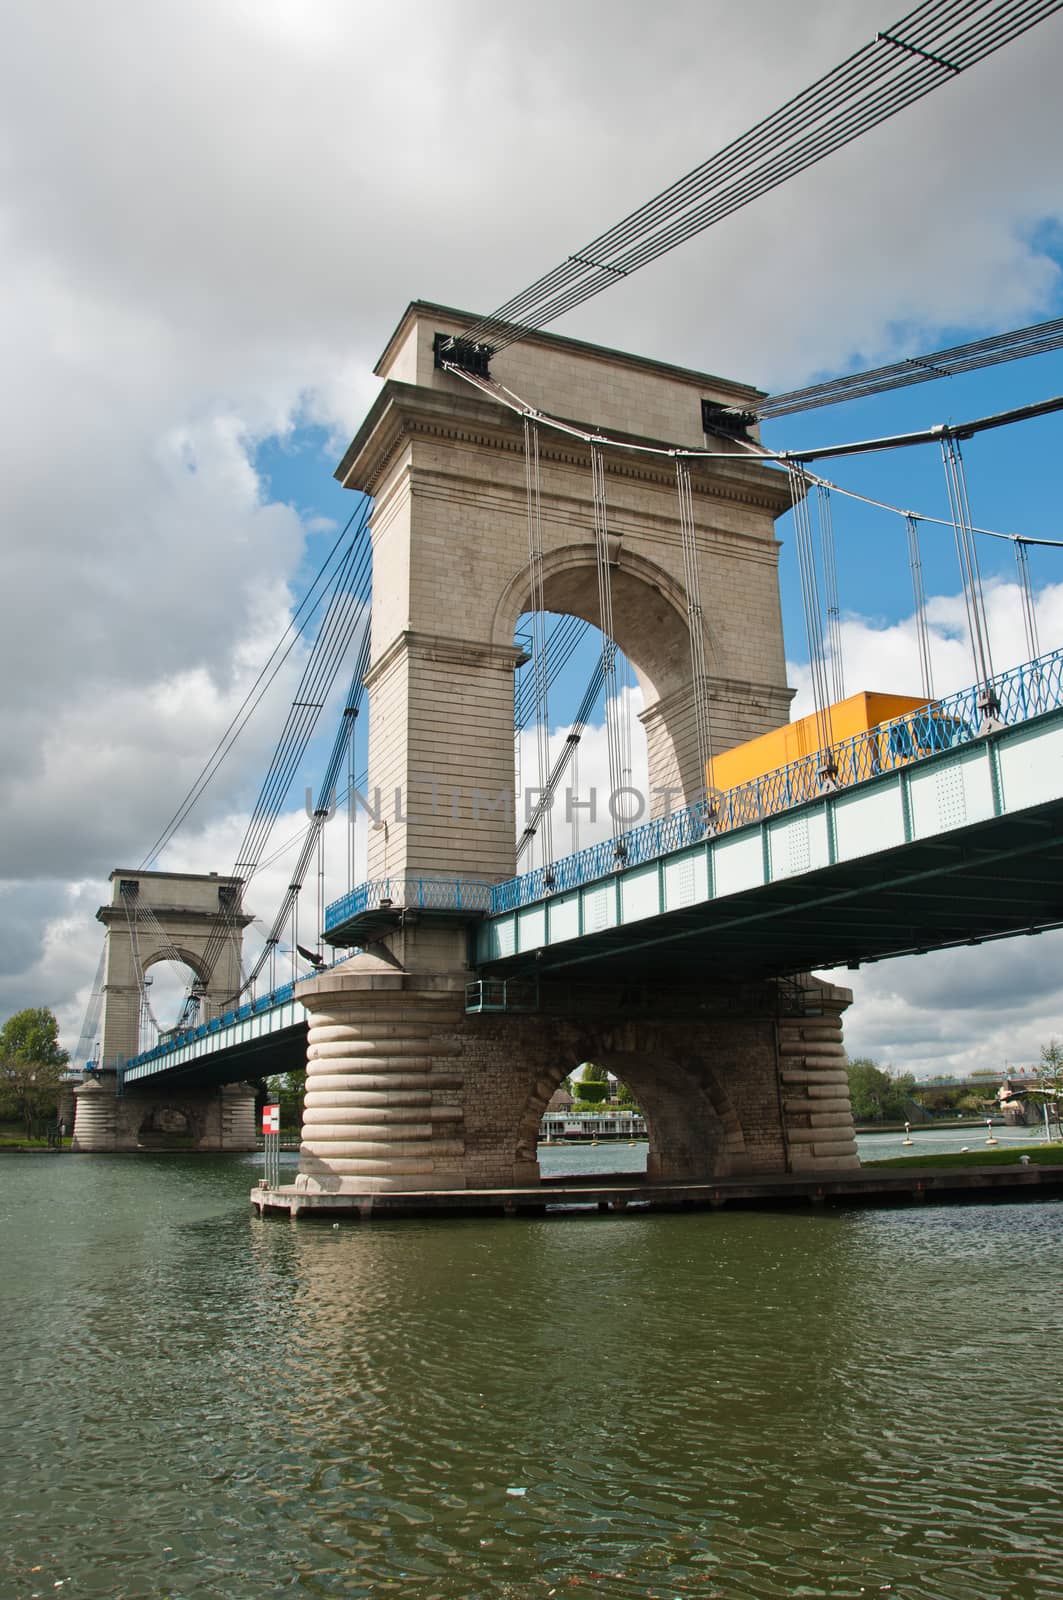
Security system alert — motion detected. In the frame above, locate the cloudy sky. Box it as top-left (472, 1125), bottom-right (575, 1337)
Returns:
top-left (4, 0), bottom-right (1063, 1075)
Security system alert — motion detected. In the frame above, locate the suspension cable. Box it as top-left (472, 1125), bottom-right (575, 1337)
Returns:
top-left (619, 647), bottom-right (634, 802)
top-left (590, 444), bottom-right (625, 854)
top-left (317, 825), bottom-right (325, 962)
top-left (139, 496), bottom-right (370, 868)
top-left (446, 360), bottom-right (1063, 547)
top-left (675, 459), bottom-right (716, 811)
top-left (817, 484), bottom-right (846, 703)
top-left (73, 945), bottom-right (107, 1069)
top-left (524, 417), bottom-right (553, 872)
top-left (940, 432), bottom-right (998, 717)
top-left (121, 891), bottom-right (164, 1047)
top-left (789, 465), bottom-right (837, 781)
top-left (451, 1), bottom-right (1061, 351)
top-left (197, 511), bottom-right (373, 987)
top-left (240, 623), bottom-right (372, 998)
top-left (760, 311), bottom-right (1063, 416)
top-left (515, 616), bottom-right (590, 729)
top-left (570, 735), bottom-right (581, 854)
top-left (1016, 539), bottom-right (1042, 661)
top-left (347, 688), bottom-right (357, 896)
top-left (904, 515), bottom-right (936, 701)
top-left (517, 655), bottom-right (608, 863)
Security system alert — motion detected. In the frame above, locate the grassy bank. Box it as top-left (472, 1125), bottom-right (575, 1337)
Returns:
top-left (863, 1143), bottom-right (1063, 1170)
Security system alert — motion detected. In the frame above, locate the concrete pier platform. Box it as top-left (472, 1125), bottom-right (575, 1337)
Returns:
top-left (250, 1161), bottom-right (1063, 1219)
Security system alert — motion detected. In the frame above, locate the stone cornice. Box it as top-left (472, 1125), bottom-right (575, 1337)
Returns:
top-left (640, 677), bottom-right (795, 725)
top-left (336, 381), bottom-right (793, 518)
top-left (374, 299), bottom-right (767, 407)
top-left (96, 905), bottom-right (254, 928)
top-left (364, 628), bottom-right (526, 688)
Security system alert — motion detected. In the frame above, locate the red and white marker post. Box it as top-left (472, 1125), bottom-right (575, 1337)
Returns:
top-left (262, 1102), bottom-right (281, 1186)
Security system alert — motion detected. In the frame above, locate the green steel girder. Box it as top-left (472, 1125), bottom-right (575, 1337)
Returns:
top-left (480, 797), bottom-right (1063, 982)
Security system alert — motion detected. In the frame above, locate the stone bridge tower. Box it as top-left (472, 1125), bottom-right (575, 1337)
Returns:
top-left (339, 301), bottom-right (794, 890)
top-left (73, 869), bottom-right (257, 1152)
top-left (291, 304), bottom-right (857, 1199)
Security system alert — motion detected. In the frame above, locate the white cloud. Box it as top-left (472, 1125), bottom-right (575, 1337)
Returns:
top-left (843, 932), bottom-right (1063, 1076)
top-left (789, 578), bottom-right (1063, 715)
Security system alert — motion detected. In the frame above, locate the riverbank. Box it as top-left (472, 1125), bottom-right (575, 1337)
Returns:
top-left (863, 1143), bottom-right (1063, 1169)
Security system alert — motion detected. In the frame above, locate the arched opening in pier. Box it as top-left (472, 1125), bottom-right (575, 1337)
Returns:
top-left (136, 1103), bottom-right (195, 1148)
top-left (518, 1030), bottom-right (747, 1187)
top-left (538, 1060), bottom-right (649, 1177)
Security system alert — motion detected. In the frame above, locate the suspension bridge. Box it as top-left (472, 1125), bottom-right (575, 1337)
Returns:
top-left (66, 0), bottom-right (1063, 1209)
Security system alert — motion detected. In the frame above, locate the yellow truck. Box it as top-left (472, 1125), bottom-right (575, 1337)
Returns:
top-left (709, 690), bottom-right (969, 815)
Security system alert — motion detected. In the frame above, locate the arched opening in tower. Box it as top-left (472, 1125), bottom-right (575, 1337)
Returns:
top-left (139, 955), bottom-right (208, 1054)
top-left (513, 609), bottom-right (649, 877)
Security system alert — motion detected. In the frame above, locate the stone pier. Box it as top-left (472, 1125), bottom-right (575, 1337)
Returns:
top-left (289, 957), bottom-right (856, 1201)
top-left (73, 868), bottom-right (257, 1155)
top-left (72, 1072), bottom-right (257, 1153)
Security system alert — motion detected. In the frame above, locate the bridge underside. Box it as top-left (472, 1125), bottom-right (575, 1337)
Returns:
top-left (479, 797), bottom-right (1063, 984)
top-left (123, 1023), bottom-right (307, 1092)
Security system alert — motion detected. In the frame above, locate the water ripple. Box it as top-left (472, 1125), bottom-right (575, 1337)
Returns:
top-left (1, 1159), bottom-right (1062, 1598)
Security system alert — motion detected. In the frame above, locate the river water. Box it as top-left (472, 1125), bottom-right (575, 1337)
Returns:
top-left (2, 1146), bottom-right (1061, 1600)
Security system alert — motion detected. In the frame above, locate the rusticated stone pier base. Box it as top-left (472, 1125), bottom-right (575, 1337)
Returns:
top-left (778, 989), bottom-right (859, 1173)
top-left (71, 1073), bottom-right (257, 1152)
top-left (289, 955), bottom-right (858, 1200)
top-left (295, 953), bottom-right (476, 1195)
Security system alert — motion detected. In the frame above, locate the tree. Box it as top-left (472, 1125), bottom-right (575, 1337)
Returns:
top-left (846, 1057), bottom-right (916, 1123)
top-left (0, 1007), bottom-right (68, 1069)
top-left (1030, 1039), bottom-right (1063, 1141)
top-left (0, 1008), bottom-right (69, 1138)
top-left (0, 1057), bottom-right (67, 1139)
top-left (264, 1070), bottom-right (306, 1131)
top-left (572, 1061), bottom-right (610, 1106)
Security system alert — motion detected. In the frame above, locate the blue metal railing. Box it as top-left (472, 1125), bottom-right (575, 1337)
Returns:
top-left (489, 647), bottom-right (1063, 915)
top-left (125, 953), bottom-right (352, 1070)
top-left (125, 985), bottom-right (296, 1068)
top-left (325, 876), bottom-right (494, 933)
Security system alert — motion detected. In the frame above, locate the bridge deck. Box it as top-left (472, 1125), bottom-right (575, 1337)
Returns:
top-left (479, 707), bottom-right (1063, 979)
